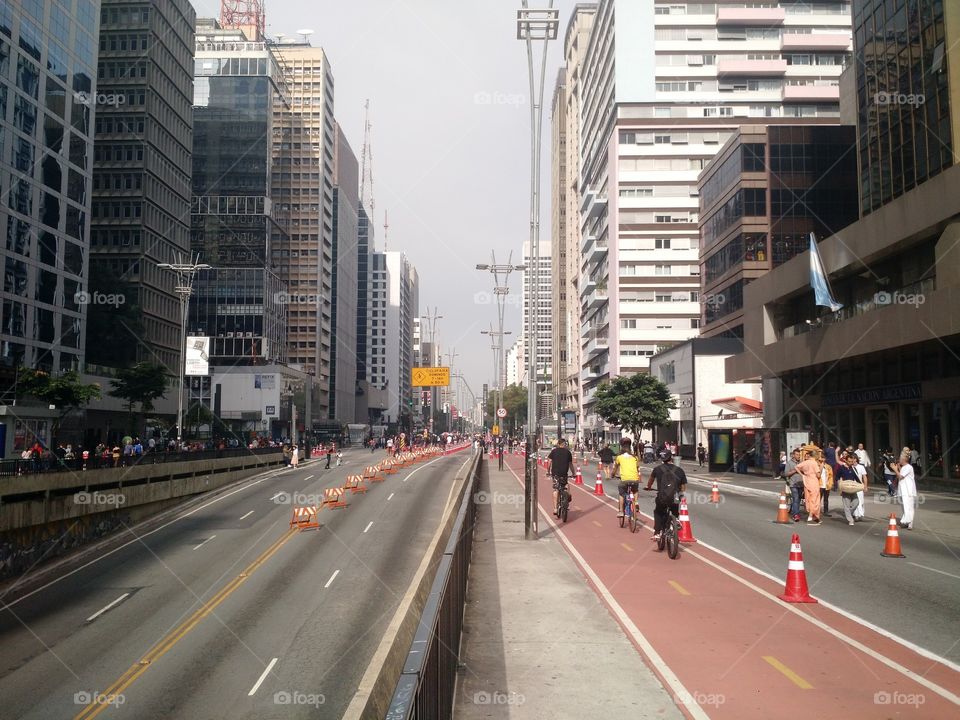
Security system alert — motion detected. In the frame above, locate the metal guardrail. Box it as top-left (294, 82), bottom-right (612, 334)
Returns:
top-left (0, 446), bottom-right (281, 477)
top-left (385, 453), bottom-right (481, 720)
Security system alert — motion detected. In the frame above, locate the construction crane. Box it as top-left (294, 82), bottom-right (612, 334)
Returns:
top-left (219, 0), bottom-right (265, 41)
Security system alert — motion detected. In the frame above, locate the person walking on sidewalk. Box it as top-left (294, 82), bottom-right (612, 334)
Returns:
top-left (853, 451), bottom-right (868, 520)
top-left (697, 443), bottom-right (706, 468)
top-left (644, 451), bottom-right (687, 541)
top-left (796, 450), bottom-right (822, 524)
top-left (613, 438), bottom-right (642, 519)
top-left (897, 452), bottom-right (918, 530)
top-left (547, 438), bottom-right (574, 515)
top-left (785, 448), bottom-right (803, 522)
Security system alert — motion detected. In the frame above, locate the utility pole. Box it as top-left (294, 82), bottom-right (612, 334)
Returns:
top-left (422, 307), bottom-right (442, 436)
top-left (158, 255), bottom-right (212, 447)
top-left (517, 2), bottom-right (558, 540)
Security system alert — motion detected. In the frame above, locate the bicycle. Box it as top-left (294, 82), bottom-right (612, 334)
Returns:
top-left (619, 483), bottom-right (640, 533)
top-left (553, 475), bottom-right (571, 523)
top-left (647, 490), bottom-right (681, 559)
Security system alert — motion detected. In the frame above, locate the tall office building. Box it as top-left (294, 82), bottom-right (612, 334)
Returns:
top-left (353, 203), bottom-right (374, 422)
top-left (367, 251), bottom-right (418, 428)
top-left (728, 0), bottom-right (960, 484)
top-left (330, 122), bottom-right (358, 424)
top-left (189, 19), bottom-right (287, 365)
top-left (269, 41), bottom-right (336, 418)
top-left (88, 0), bottom-right (195, 370)
top-left (0, 0), bottom-right (98, 449)
top-left (522, 243), bottom-right (553, 393)
top-left (551, 4), bottom-right (596, 430)
top-left (577, 0), bottom-right (851, 436)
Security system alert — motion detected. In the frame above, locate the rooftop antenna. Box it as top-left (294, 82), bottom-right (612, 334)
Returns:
top-left (219, 0), bottom-right (265, 41)
top-left (360, 99), bottom-right (375, 222)
top-left (297, 27), bottom-right (314, 44)
top-left (383, 209), bottom-right (389, 252)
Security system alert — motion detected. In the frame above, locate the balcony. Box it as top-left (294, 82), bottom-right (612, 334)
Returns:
top-left (580, 277), bottom-right (596, 300)
top-left (581, 189), bottom-right (608, 220)
top-left (782, 84), bottom-right (840, 102)
top-left (717, 7), bottom-right (785, 25)
top-left (717, 59), bottom-right (788, 77)
top-left (581, 366), bottom-right (602, 384)
top-left (581, 232), bottom-right (597, 255)
top-left (582, 331), bottom-right (609, 358)
top-left (781, 33), bottom-right (851, 52)
top-left (589, 238), bottom-right (608, 263)
top-left (585, 286), bottom-right (609, 309)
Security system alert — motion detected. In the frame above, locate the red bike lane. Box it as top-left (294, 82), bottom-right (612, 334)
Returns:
top-left (503, 454), bottom-right (960, 719)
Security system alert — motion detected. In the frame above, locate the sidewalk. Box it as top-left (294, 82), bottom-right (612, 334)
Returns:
top-left (452, 459), bottom-right (682, 719)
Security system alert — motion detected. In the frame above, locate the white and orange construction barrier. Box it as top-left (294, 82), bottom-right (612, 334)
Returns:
top-left (290, 506), bottom-right (320, 530)
top-left (775, 492), bottom-right (791, 524)
top-left (364, 465), bottom-right (385, 482)
top-left (711, 481), bottom-right (720, 504)
top-left (778, 533), bottom-right (817, 603)
top-left (343, 475), bottom-right (367, 494)
top-left (321, 487), bottom-right (348, 509)
top-left (574, 467), bottom-right (583, 485)
top-left (593, 471), bottom-right (604, 496)
top-left (881, 513), bottom-right (906, 558)
top-left (381, 459), bottom-right (398, 475)
top-left (677, 497), bottom-right (697, 543)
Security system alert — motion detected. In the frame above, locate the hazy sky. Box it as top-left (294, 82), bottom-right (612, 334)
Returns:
top-left (190, 0), bottom-right (578, 403)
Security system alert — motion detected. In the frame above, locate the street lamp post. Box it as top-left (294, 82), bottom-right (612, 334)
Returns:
top-left (517, 3), bottom-right (558, 539)
top-left (422, 307), bottom-right (443, 435)
top-left (158, 256), bottom-right (211, 447)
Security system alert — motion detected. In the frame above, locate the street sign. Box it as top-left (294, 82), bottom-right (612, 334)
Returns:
top-left (497, 407), bottom-right (507, 418)
top-left (411, 367), bottom-right (450, 387)
top-left (492, 425), bottom-right (500, 436)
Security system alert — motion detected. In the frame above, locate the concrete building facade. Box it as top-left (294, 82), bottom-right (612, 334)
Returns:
top-left (330, 122), bottom-right (358, 424)
top-left (576, 0), bottom-right (852, 436)
top-left (728, 0), bottom-right (960, 486)
top-left (89, 0), bottom-right (195, 371)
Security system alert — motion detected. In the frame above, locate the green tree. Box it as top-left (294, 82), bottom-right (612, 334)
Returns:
top-left (593, 373), bottom-right (676, 439)
top-left (16, 368), bottom-right (102, 440)
top-left (485, 384), bottom-right (528, 434)
top-left (109, 362), bottom-right (169, 435)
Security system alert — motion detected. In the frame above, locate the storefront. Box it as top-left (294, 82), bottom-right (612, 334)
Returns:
top-left (702, 396), bottom-right (772, 475)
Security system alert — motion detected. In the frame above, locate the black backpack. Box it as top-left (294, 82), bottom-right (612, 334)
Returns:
top-left (657, 464), bottom-right (682, 502)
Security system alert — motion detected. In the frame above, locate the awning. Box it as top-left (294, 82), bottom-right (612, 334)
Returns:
top-left (711, 396), bottom-right (763, 415)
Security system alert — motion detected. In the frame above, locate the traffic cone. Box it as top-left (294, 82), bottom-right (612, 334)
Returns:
top-left (575, 467), bottom-right (583, 485)
top-left (677, 497), bottom-right (698, 543)
top-left (775, 493), bottom-right (791, 524)
top-left (880, 513), bottom-right (906, 558)
top-left (778, 533), bottom-right (817, 603)
top-left (593, 471), bottom-right (604, 496)
top-left (711, 481), bottom-right (720, 504)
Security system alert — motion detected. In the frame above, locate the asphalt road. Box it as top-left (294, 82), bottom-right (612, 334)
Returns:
top-left (580, 460), bottom-right (960, 667)
top-left (0, 447), bottom-right (473, 720)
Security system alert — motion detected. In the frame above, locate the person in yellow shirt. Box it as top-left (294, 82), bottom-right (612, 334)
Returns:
top-left (613, 438), bottom-right (642, 518)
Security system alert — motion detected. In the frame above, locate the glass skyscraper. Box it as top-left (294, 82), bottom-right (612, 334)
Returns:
top-left (0, 0), bottom-right (98, 379)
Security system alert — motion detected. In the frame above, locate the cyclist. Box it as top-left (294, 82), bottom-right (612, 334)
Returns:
top-left (613, 438), bottom-right (641, 518)
top-left (645, 450), bottom-right (687, 541)
top-left (547, 437), bottom-right (574, 515)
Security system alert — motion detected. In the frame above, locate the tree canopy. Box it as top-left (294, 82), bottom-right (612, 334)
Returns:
top-left (109, 362), bottom-right (169, 434)
top-left (485, 383), bottom-right (528, 433)
top-left (16, 368), bottom-right (102, 439)
top-left (593, 373), bottom-right (676, 440)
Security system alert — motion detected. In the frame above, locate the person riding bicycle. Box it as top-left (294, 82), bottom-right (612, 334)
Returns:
top-left (645, 450), bottom-right (687, 541)
top-left (613, 438), bottom-right (641, 518)
top-left (547, 437), bottom-right (574, 516)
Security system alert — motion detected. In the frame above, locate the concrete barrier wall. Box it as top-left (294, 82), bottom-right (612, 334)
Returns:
top-left (0, 453), bottom-right (285, 580)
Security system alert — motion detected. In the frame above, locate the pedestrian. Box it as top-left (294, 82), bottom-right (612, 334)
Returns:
top-left (336, 449), bottom-right (343, 467)
top-left (784, 448), bottom-right (803, 522)
top-left (882, 449), bottom-right (898, 495)
top-left (818, 454), bottom-right (834, 517)
top-left (697, 442), bottom-right (706, 468)
top-left (837, 451), bottom-right (864, 525)
top-left (852, 451), bottom-right (868, 520)
top-left (897, 451), bottom-right (917, 530)
top-left (325, 445), bottom-right (332, 469)
top-left (291, 445), bottom-right (299, 468)
top-left (795, 449), bottom-right (822, 524)
top-left (598, 442), bottom-right (614, 479)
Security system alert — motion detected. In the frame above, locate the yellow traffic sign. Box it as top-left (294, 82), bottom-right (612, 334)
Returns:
top-left (492, 425), bottom-right (500, 436)
top-left (411, 366), bottom-right (450, 387)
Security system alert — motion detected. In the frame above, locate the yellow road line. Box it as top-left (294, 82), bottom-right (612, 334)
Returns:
top-left (592, 520), bottom-right (603, 528)
top-left (74, 527), bottom-right (299, 720)
top-left (621, 543), bottom-right (634, 552)
top-left (668, 580), bottom-right (690, 596)
top-left (763, 655), bottom-right (814, 689)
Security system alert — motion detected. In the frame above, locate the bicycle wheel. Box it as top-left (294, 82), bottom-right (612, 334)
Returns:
top-left (628, 506), bottom-right (638, 533)
top-left (657, 530), bottom-right (666, 552)
top-left (619, 511), bottom-right (625, 528)
top-left (561, 501), bottom-right (568, 523)
top-left (667, 522), bottom-right (680, 559)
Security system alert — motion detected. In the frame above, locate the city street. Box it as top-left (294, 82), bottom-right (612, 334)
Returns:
top-left (0, 448), bottom-right (471, 720)
top-left (511, 452), bottom-right (960, 718)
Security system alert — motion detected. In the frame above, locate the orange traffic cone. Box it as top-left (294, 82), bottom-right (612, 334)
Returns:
top-left (593, 472), bottom-right (604, 496)
top-left (711, 481), bottom-right (720, 504)
top-left (775, 493), bottom-right (791, 524)
top-left (677, 497), bottom-right (698, 543)
top-left (881, 513), bottom-right (906, 558)
top-left (575, 467), bottom-right (583, 485)
top-left (778, 534), bottom-right (817, 603)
